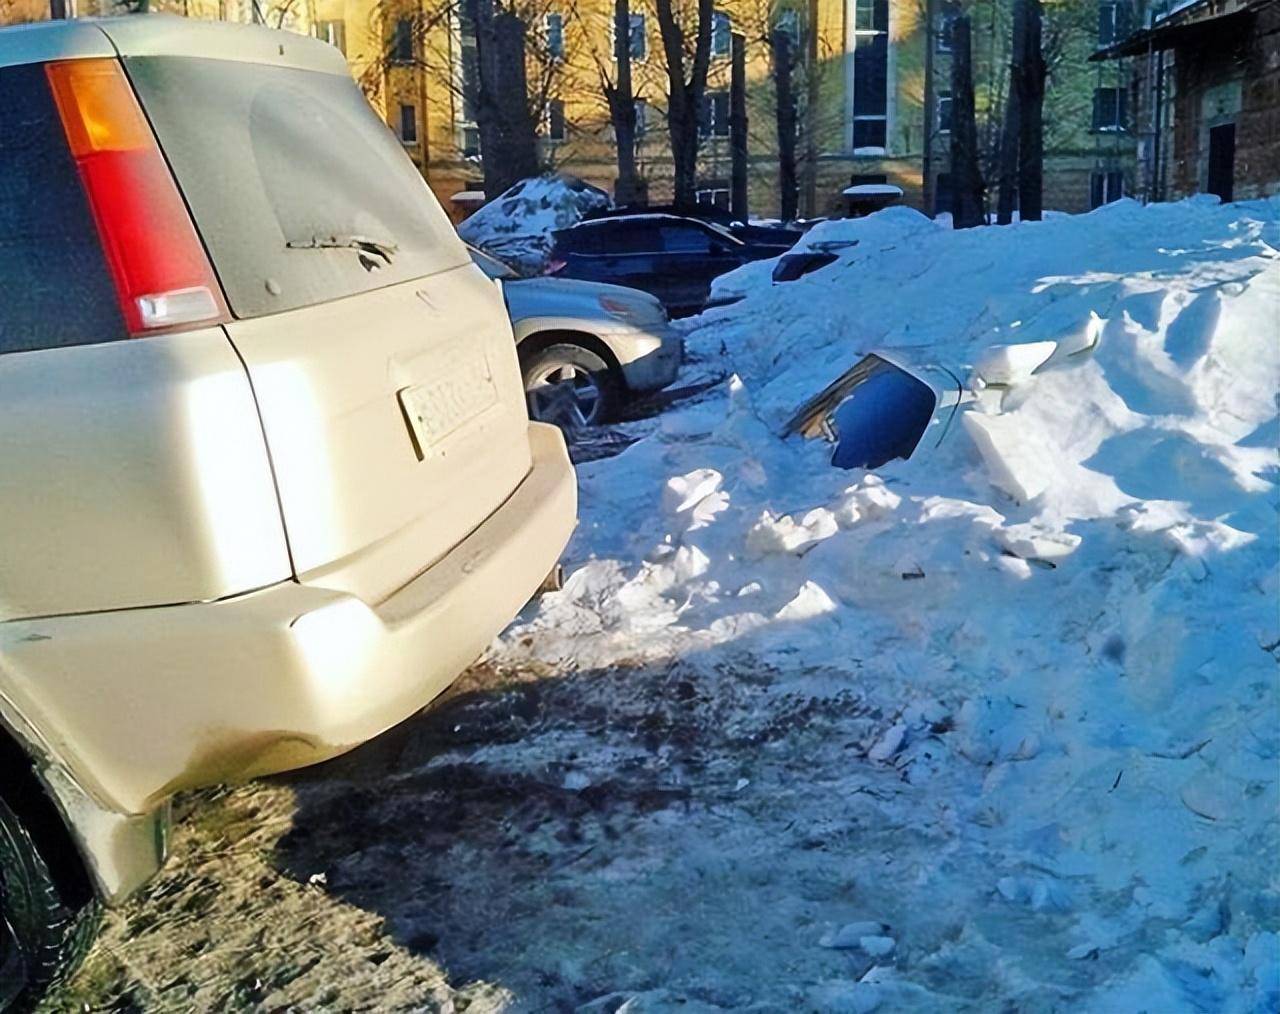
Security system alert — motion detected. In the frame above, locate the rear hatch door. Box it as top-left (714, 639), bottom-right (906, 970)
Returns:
top-left (125, 50), bottom-right (532, 604)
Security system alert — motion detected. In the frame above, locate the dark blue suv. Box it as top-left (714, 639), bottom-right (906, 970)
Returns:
top-left (547, 214), bottom-right (786, 317)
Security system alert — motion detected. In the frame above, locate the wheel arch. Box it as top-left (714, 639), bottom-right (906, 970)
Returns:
top-left (516, 329), bottom-right (626, 383)
top-left (0, 721), bottom-right (95, 911)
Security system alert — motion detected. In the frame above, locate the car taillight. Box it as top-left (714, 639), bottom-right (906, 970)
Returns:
top-left (46, 59), bottom-right (227, 336)
top-left (545, 257), bottom-right (567, 276)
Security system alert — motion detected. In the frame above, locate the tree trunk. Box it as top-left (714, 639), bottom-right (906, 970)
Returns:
top-left (773, 28), bottom-right (799, 222)
top-left (949, 11), bottom-right (985, 229)
top-left (1016, 0), bottom-right (1046, 220)
top-left (730, 32), bottom-right (748, 219)
top-left (922, 0), bottom-right (937, 215)
top-left (656, 0), bottom-right (714, 209)
top-left (491, 13), bottom-right (540, 189)
top-left (471, 0), bottom-right (539, 197)
top-left (609, 0), bottom-right (641, 205)
top-left (802, 0), bottom-right (819, 216)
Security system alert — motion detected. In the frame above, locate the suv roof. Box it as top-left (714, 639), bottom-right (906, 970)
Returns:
top-left (0, 13), bottom-right (347, 75)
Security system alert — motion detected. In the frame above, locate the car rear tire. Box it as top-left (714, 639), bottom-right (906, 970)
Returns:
top-left (521, 343), bottom-right (621, 429)
top-left (0, 795), bottom-right (100, 1012)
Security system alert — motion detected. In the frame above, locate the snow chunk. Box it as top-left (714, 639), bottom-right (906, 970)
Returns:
top-left (775, 581), bottom-right (838, 621)
top-left (994, 523), bottom-right (1082, 561)
top-left (820, 921), bottom-right (890, 948)
top-left (745, 508), bottom-right (838, 557)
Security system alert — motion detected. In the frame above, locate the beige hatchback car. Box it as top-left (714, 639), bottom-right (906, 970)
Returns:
top-left (0, 14), bottom-right (576, 1005)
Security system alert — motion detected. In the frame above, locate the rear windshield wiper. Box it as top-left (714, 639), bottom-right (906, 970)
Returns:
top-left (286, 234), bottom-right (398, 267)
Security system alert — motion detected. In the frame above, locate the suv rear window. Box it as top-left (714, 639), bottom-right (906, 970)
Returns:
top-left (0, 64), bottom-right (127, 354)
top-left (124, 57), bottom-right (464, 318)
top-left (559, 221), bottom-right (660, 255)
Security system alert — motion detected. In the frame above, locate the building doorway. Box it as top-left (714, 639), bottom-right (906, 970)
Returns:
top-left (1206, 122), bottom-right (1235, 203)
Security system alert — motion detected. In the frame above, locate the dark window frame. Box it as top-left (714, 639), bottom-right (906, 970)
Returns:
top-left (391, 17), bottom-right (415, 63)
top-left (399, 102), bottom-right (418, 144)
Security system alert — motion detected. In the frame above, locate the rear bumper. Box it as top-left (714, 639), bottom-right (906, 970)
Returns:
top-left (0, 423), bottom-right (576, 829)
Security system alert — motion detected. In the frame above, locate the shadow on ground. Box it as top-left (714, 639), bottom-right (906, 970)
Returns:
top-left (270, 655), bottom-right (915, 1011)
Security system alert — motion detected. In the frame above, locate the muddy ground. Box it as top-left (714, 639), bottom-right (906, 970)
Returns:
top-left (45, 648), bottom-right (984, 1013)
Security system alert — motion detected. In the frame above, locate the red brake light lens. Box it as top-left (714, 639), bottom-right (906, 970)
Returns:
top-left (46, 59), bottom-right (227, 336)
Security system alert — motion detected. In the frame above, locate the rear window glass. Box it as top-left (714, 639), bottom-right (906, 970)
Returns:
top-left (0, 64), bottom-right (126, 354)
top-left (124, 57), bottom-right (465, 318)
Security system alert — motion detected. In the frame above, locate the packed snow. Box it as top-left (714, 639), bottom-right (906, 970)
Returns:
top-left (487, 196), bottom-right (1280, 1010)
top-left (458, 173), bottom-right (610, 272)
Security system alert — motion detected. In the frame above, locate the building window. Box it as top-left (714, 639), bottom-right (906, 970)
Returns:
top-left (615, 13), bottom-right (646, 60)
top-left (398, 103), bottom-right (418, 144)
top-left (1090, 168), bottom-right (1124, 207)
top-left (936, 11), bottom-right (954, 52)
top-left (635, 97), bottom-right (649, 137)
top-left (1097, 0), bottom-right (1130, 46)
top-left (545, 98), bottom-right (566, 141)
top-left (700, 90), bottom-right (730, 138)
top-left (712, 10), bottom-right (732, 57)
top-left (461, 125), bottom-right (481, 159)
top-left (1092, 86), bottom-right (1127, 131)
top-left (937, 90), bottom-right (952, 133)
top-left (851, 0), bottom-right (888, 151)
top-left (313, 19), bottom-right (346, 54)
top-left (697, 181), bottom-right (730, 209)
top-left (544, 12), bottom-right (564, 59)
top-left (391, 18), bottom-right (415, 63)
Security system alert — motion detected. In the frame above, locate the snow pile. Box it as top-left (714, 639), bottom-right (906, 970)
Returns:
top-left (457, 173), bottom-right (609, 272)
top-left (493, 197), bottom-right (1280, 1010)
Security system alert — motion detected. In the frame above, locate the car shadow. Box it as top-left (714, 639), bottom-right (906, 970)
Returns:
top-left (272, 654), bottom-right (892, 1010)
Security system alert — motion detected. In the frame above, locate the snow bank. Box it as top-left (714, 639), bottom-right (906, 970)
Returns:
top-left (494, 197), bottom-right (1280, 1010)
top-left (457, 173), bottom-right (609, 273)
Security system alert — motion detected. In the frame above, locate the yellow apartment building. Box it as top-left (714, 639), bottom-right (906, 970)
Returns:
top-left (4, 0), bottom-right (1135, 221)
top-left (360, 0), bottom-right (1134, 222)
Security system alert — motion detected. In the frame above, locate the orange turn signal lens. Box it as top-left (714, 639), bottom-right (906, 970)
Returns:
top-left (46, 58), bottom-right (152, 156)
top-left (45, 58), bottom-right (228, 335)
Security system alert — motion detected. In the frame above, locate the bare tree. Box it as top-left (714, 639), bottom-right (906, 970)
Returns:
top-left (771, 25), bottom-right (798, 221)
top-left (1014, 0), bottom-right (1046, 219)
top-left (730, 31), bottom-right (748, 217)
top-left (655, 0), bottom-right (714, 208)
top-left (598, 0), bottom-right (642, 203)
top-left (949, 6), bottom-right (985, 228)
top-left (466, 0), bottom-right (540, 194)
top-left (359, 0), bottom-right (565, 194)
top-left (994, 0), bottom-right (1023, 223)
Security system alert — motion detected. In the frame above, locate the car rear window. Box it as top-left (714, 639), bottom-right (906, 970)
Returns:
top-left (0, 64), bottom-right (127, 354)
top-left (124, 57), bottom-right (465, 319)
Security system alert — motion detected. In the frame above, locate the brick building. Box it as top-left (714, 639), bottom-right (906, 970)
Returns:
top-left (1094, 0), bottom-right (1280, 201)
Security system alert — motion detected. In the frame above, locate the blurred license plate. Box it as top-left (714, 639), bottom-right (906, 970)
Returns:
top-left (398, 350), bottom-right (498, 460)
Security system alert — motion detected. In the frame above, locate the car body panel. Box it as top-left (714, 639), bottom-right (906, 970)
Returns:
top-left (0, 423), bottom-right (574, 820)
top-left (470, 247), bottom-right (682, 394)
top-left (0, 14), bottom-right (348, 75)
top-left (0, 328), bottom-right (291, 622)
top-left (224, 265), bottom-right (533, 606)
top-left (501, 276), bottom-right (681, 392)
